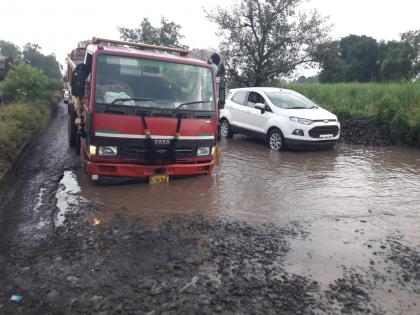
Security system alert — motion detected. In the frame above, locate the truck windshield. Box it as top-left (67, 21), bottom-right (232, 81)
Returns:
top-left (95, 55), bottom-right (215, 111)
top-left (266, 91), bottom-right (317, 109)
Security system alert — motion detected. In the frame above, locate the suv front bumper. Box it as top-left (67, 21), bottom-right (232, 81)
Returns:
top-left (284, 138), bottom-right (337, 150)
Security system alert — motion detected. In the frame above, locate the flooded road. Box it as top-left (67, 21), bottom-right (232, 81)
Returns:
top-left (50, 136), bottom-right (420, 313)
top-left (1, 101), bottom-right (420, 314)
top-left (61, 137), bottom-right (420, 228)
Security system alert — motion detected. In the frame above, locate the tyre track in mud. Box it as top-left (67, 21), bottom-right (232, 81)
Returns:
top-left (0, 100), bottom-right (79, 249)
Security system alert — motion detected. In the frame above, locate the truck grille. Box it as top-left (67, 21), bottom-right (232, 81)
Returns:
top-left (308, 126), bottom-right (340, 138)
top-left (121, 145), bottom-right (195, 161)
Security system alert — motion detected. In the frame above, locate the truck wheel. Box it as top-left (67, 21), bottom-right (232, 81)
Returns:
top-left (220, 119), bottom-right (234, 138)
top-left (267, 128), bottom-right (284, 151)
top-left (75, 132), bottom-right (80, 156)
top-left (68, 107), bottom-right (77, 148)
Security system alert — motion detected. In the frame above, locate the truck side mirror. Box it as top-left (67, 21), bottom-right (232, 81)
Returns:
top-left (218, 77), bottom-right (226, 110)
top-left (71, 63), bottom-right (89, 98)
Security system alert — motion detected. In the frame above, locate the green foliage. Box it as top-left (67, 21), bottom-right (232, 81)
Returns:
top-left (0, 65), bottom-right (60, 173)
top-left (0, 104), bottom-right (50, 172)
top-left (0, 41), bottom-right (62, 174)
top-left (23, 43), bottom-right (62, 80)
top-left (0, 64), bottom-right (56, 103)
top-left (319, 31), bottom-right (420, 83)
top-left (118, 17), bottom-right (187, 49)
top-left (319, 35), bottom-right (381, 82)
top-left (207, 0), bottom-right (330, 87)
top-left (0, 40), bottom-right (21, 59)
top-left (278, 82), bottom-right (420, 146)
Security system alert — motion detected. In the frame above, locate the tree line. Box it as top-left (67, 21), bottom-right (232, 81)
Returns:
top-left (317, 32), bottom-right (420, 83)
top-left (0, 40), bottom-right (62, 81)
top-left (118, 0), bottom-right (420, 86)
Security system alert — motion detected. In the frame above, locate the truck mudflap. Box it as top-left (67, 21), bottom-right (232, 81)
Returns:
top-left (85, 161), bottom-right (214, 178)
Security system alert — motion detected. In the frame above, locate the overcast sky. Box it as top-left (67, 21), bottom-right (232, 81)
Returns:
top-left (1, 0), bottom-right (420, 71)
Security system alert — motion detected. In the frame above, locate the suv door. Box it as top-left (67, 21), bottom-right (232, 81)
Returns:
top-left (246, 92), bottom-right (272, 134)
top-left (229, 90), bottom-right (250, 129)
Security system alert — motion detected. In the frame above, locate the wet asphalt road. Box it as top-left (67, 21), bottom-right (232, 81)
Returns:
top-left (0, 101), bottom-right (420, 314)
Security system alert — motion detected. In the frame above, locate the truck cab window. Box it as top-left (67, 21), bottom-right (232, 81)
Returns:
top-left (94, 55), bottom-right (215, 111)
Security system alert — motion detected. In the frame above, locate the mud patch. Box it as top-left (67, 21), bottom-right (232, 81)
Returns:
top-left (386, 237), bottom-right (420, 286)
top-left (0, 210), bottom-right (325, 314)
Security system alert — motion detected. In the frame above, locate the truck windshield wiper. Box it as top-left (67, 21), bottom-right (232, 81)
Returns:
top-left (288, 106), bottom-right (307, 109)
top-left (110, 98), bottom-right (158, 105)
top-left (176, 100), bottom-right (212, 109)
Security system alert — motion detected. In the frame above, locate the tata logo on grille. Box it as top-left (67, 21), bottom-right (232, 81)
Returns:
top-left (324, 120), bottom-right (329, 123)
top-left (154, 139), bottom-right (170, 145)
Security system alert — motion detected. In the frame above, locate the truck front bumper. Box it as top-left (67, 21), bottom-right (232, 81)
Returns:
top-left (85, 160), bottom-right (214, 178)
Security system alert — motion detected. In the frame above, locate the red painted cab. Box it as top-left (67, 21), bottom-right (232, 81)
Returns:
top-left (66, 38), bottom-right (225, 182)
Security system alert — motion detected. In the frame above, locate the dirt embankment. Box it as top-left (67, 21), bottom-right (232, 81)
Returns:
top-left (339, 117), bottom-right (393, 146)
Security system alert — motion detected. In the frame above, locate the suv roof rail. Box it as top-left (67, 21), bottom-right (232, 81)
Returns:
top-left (91, 37), bottom-right (190, 57)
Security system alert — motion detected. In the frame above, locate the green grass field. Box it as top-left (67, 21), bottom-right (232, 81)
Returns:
top-left (280, 83), bottom-right (420, 146)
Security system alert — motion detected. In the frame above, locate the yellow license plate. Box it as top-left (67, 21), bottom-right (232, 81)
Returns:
top-left (149, 175), bottom-right (170, 184)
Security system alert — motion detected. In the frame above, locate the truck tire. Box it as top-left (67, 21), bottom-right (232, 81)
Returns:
top-left (75, 134), bottom-right (80, 156)
top-left (68, 106), bottom-right (77, 148)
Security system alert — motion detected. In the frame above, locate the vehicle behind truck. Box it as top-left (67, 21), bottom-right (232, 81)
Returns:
top-left (66, 38), bottom-right (225, 183)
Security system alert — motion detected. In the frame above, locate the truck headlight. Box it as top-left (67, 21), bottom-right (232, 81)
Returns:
top-left (197, 146), bottom-right (211, 156)
top-left (89, 145), bottom-right (97, 155)
top-left (98, 146), bottom-right (118, 156)
top-left (289, 116), bottom-right (313, 125)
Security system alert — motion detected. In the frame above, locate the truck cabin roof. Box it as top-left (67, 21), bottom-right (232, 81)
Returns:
top-left (86, 44), bottom-right (212, 69)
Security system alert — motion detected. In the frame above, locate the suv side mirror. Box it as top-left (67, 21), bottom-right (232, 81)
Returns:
top-left (254, 103), bottom-right (266, 113)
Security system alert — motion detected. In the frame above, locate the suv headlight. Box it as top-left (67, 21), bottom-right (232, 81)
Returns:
top-left (197, 146), bottom-right (211, 156)
top-left (98, 146), bottom-right (118, 156)
top-left (289, 116), bottom-right (313, 125)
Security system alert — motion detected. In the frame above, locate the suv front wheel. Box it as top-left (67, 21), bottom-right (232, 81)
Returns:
top-left (267, 128), bottom-right (284, 151)
top-left (220, 119), bottom-right (234, 139)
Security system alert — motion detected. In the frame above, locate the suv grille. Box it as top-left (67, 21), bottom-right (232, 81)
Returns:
top-left (308, 126), bottom-right (340, 138)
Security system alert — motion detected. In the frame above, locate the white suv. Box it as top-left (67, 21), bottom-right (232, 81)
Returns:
top-left (220, 87), bottom-right (340, 150)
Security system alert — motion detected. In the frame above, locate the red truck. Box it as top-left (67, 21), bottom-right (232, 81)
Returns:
top-left (66, 37), bottom-right (225, 183)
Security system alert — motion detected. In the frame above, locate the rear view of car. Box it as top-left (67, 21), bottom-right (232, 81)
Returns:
top-left (219, 87), bottom-right (340, 150)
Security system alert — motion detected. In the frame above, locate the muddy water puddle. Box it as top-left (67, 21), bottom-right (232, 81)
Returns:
top-left (56, 139), bottom-right (420, 234)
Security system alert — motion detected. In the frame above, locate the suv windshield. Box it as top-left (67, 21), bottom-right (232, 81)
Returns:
top-left (266, 91), bottom-right (317, 109)
top-left (95, 55), bottom-right (215, 111)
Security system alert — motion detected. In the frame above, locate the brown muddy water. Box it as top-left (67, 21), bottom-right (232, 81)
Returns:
top-left (56, 138), bottom-right (420, 271)
top-left (56, 137), bottom-right (420, 231)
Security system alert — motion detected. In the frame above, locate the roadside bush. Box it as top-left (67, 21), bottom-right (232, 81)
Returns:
top-left (0, 64), bottom-right (60, 105)
top-left (0, 104), bottom-right (47, 169)
top-left (376, 95), bottom-right (400, 126)
top-left (0, 64), bottom-right (62, 174)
